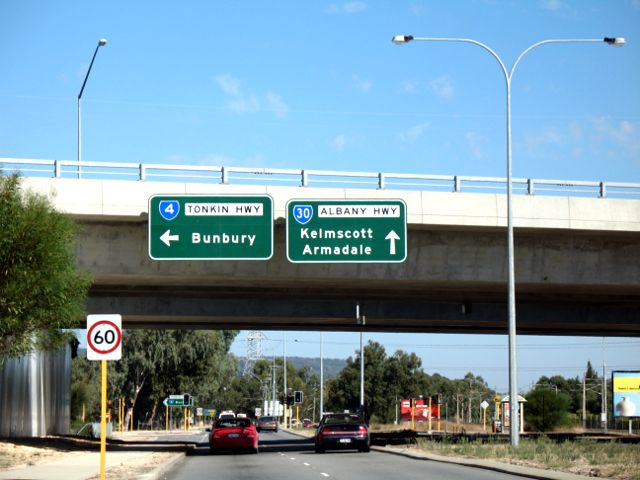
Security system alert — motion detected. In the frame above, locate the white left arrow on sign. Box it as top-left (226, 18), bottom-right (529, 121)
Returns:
top-left (160, 229), bottom-right (180, 246)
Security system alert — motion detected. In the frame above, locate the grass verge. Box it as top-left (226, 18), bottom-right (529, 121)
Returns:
top-left (414, 436), bottom-right (640, 480)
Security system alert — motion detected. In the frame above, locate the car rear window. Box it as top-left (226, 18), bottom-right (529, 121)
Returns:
top-left (260, 416), bottom-right (275, 422)
top-left (216, 418), bottom-right (253, 428)
top-left (324, 414), bottom-right (362, 424)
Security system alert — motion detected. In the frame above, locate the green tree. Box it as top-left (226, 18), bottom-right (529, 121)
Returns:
top-left (70, 356), bottom-right (101, 424)
top-left (525, 388), bottom-right (573, 431)
top-left (103, 329), bottom-right (238, 427)
top-left (0, 174), bottom-right (91, 358)
top-left (326, 341), bottom-right (496, 425)
top-left (326, 341), bottom-right (435, 423)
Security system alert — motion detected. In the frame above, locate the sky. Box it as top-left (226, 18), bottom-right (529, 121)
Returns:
top-left (1, 0), bottom-right (639, 393)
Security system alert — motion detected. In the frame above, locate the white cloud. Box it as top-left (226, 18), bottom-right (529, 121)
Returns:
top-left (522, 126), bottom-right (564, 155)
top-left (399, 122), bottom-right (430, 143)
top-left (227, 94), bottom-right (260, 114)
top-left (333, 134), bottom-right (347, 151)
top-left (215, 74), bottom-right (289, 118)
top-left (326, 1), bottom-right (367, 14)
top-left (353, 75), bottom-right (372, 93)
top-left (430, 76), bottom-right (454, 99)
top-left (541, 0), bottom-right (563, 10)
top-left (591, 117), bottom-right (640, 157)
top-left (409, 4), bottom-right (426, 16)
top-left (265, 91), bottom-right (289, 118)
top-left (401, 80), bottom-right (419, 94)
top-left (465, 131), bottom-right (489, 159)
top-left (517, 118), bottom-right (640, 165)
top-left (215, 74), bottom-right (241, 96)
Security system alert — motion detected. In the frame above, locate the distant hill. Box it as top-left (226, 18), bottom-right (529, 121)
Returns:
top-left (237, 356), bottom-right (345, 380)
top-left (77, 347), bottom-right (346, 380)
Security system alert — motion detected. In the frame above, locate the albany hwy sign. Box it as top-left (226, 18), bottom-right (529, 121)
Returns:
top-left (148, 195), bottom-right (273, 260)
top-left (286, 199), bottom-right (407, 263)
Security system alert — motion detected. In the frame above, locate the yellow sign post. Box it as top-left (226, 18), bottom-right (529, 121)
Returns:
top-left (87, 314), bottom-right (123, 480)
top-left (100, 360), bottom-right (107, 480)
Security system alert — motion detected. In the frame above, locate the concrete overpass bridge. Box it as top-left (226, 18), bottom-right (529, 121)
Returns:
top-left (10, 159), bottom-right (640, 337)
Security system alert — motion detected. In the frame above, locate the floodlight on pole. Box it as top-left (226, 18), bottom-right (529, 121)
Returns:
top-left (392, 33), bottom-right (624, 447)
top-left (77, 38), bottom-right (107, 179)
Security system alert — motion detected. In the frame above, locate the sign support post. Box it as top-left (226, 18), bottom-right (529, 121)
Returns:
top-left (87, 314), bottom-right (122, 480)
top-left (100, 360), bottom-right (107, 480)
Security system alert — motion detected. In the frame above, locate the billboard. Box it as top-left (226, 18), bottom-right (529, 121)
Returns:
top-left (612, 371), bottom-right (640, 418)
top-left (400, 398), bottom-right (440, 421)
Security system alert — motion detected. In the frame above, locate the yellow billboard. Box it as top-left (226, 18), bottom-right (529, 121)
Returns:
top-left (612, 371), bottom-right (640, 418)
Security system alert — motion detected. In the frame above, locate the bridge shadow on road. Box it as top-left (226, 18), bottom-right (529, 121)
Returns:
top-left (187, 436), bottom-right (315, 456)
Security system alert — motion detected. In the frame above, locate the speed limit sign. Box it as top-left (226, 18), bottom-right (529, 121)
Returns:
top-left (87, 314), bottom-right (122, 361)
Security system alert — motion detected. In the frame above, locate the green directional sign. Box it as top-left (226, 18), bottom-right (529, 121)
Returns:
top-left (286, 199), bottom-right (407, 263)
top-left (149, 195), bottom-right (273, 260)
top-left (163, 398), bottom-right (184, 407)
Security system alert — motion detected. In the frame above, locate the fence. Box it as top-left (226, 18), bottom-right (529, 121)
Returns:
top-left (2, 157), bottom-right (640, 199)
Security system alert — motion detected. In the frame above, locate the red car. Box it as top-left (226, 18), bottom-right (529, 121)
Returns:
top-left (209, 417), bottom-right (259, 454)
top-left (256, 415), bottom-right (279, 432)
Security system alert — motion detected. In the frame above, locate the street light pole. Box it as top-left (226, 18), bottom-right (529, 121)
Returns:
top-left (319, 332), bottom-right (324, 420)
top-left (357, 302), bottom-right (366, 416)
top-left (392, 34), bottom-right (624, 447)
top-left (77, 38), bottom-right (107, 179)
top-left (283, 332), bottom-right (287, 428)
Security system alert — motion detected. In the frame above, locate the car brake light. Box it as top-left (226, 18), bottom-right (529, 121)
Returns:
top-left (358, 426), bottom-right (368, 435)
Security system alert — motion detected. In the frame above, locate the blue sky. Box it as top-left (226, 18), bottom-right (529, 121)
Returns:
top-left (2, 0), bottom-right (639, 392)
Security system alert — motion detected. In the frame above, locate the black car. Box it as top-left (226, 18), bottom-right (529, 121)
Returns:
top-left (314, 413), bottom-right (370, 453)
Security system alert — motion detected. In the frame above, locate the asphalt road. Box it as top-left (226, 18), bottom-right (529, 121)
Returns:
top-left (165, 430), bottom-right (526, 480)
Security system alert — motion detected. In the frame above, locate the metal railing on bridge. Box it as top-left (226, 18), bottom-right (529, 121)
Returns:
top-left (2, 157), bottom-right (639, 199)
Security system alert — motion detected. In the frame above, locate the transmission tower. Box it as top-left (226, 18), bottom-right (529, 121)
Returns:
top-left (243, 330), bottom-right (264, 376)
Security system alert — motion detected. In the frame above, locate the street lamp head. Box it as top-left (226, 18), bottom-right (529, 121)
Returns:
top-left (98, 38), bottom-right (108, 46)
top-left (392, 35), bottom-right (414, 45)
top-left (603, 37), bottom-right (625, 46)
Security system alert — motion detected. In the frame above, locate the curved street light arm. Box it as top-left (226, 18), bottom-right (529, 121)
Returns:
top-left (392, 33), bottom-right (624, 448)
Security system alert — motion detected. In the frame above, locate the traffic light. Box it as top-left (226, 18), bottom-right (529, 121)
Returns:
top-left (183, 393), bottom-right (191, 406)
top-left (286, 394), bottom-right (294, 406)
top-left (294, 391), bottom-right (303, 404)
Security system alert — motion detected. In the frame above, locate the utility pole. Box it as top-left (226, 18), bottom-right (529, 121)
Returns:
top-left (357, 302), bottom-right (365, 416)
top-left (602, 361), bottom-right (608, 432)
top-left (395, 393), bottom-right (398, 425)
top-left (283, 332), bottom-right (287, 429)
top-left (582, 373), bottom-right (587, 430)
top-left (602, 338), bottom-right (608, 433)
top-left (272, 354), bottom-right (276, 418)
top-left (320, 332), bottom-right (324, 420)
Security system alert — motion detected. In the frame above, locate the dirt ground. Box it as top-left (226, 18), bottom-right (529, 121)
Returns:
top-left (84, 451), bottom-right (180, 480)
top-left (0, 440), bottom-right (179, 479)
top-left (0, 441), bottom-right (68, 469)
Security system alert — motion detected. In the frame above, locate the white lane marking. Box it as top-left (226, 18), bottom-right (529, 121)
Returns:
top-left (320, 473), bottom-right (330, 478)
top-left (303, 462), bottom-right (311, 466)
top-left (290, 457), bottom-right (296, 460)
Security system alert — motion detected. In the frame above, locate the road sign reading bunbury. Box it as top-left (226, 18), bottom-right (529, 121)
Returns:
top-left (149, 194), bottom-right (274, 260)
top-left (286, 199), bottom-right (407, 263)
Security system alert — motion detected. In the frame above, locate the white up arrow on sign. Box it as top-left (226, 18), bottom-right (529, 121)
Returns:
top-left (385, 230), bottom-right (400, 255)
top-left (160, 229), bottom-right (180, 246)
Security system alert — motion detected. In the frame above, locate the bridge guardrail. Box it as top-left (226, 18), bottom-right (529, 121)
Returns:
top-left (1, 157), bottom-right (639, 199)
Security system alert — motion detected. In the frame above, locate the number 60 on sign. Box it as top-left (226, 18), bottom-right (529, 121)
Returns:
top-left (87, 314), bottom-right (122, 361)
